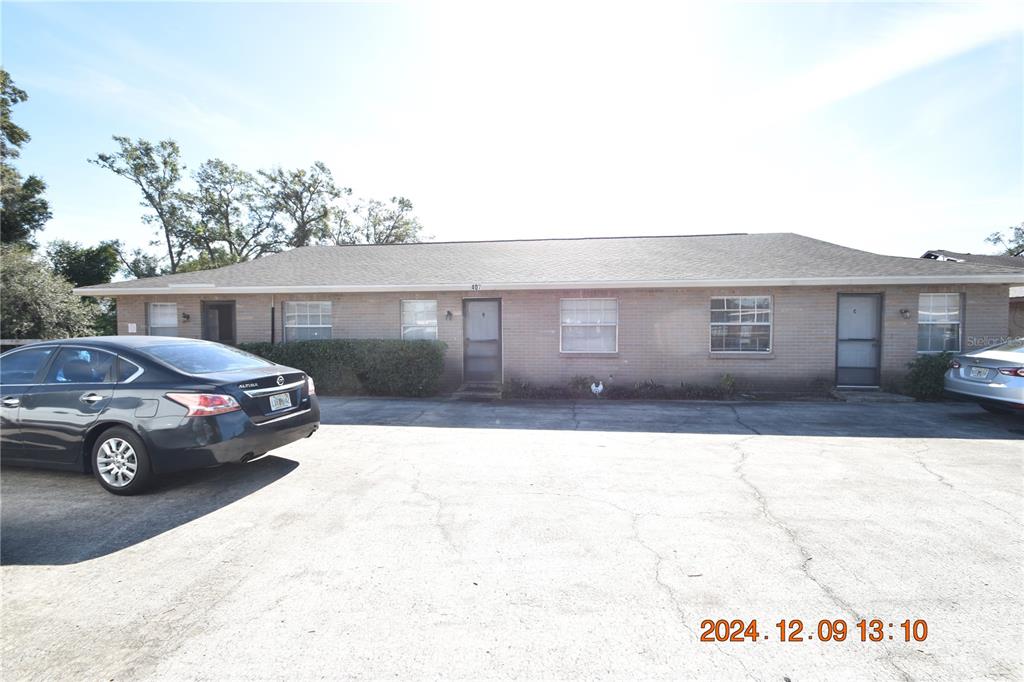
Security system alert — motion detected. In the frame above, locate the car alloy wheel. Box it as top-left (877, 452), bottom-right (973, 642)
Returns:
top-left (96, 437), bottom-right (138, 488)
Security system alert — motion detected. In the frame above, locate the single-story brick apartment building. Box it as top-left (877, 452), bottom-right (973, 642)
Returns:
top-left (76, 233), bottom-right (1024, 392)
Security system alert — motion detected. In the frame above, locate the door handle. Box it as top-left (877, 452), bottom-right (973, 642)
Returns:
top-left (80, 393), bottom-right (105, 404)
top-left (1, 397), bottom-right (19, 408)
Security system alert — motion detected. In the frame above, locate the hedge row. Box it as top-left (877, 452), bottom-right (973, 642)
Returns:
top-left (239, 339), bottom-right (447, 397)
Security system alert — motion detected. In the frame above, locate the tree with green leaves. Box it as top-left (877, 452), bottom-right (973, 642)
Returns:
top-left (325, 196), bottom-right (425, 245)
top-left (0, 69), bottom-right (29, 157)
top-left (45, 240), bottom-right (121, 335)
top-left (1, 244), bottom-right (98, 339)
top-left (189, 159), bottom-right (285, 265)
top-left (1, 69), bottom-right (51, 247)
top-left (93, 137), bottom-right (426, 273)
top-left (90, 136), bottom-right (192, 273)
top-left (986, 221), bottom-right (1024, 257)
top-left (116, 247), bottom-right (162, 280)
top-left (259, 162), bottom-right (347, 247)
top-left (47, 239), bottom-right (122, 287)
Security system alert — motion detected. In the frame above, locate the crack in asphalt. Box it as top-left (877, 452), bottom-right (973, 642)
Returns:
top-left (729, 405), bottom-right (762, 435)
top-left (627, 509), bottom-right (757, 681)
top-left (570, 402), bottom-right (581, 430)
top-left (911, 442), bottom-right (1018, 522)
top-left (732, 437), bottom-right (915, 682)
top-left (516, 490), bottom-right (756, 680)
top-left (732, 437), bottom-right (860, 618)
top-left (408, 469), bottom-right (460, 554)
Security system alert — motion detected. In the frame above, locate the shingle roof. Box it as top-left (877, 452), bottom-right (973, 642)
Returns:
top-left (77, 233), bottom-right (1024, 295)
top-left (921, 249), bottom-right (1024, 269)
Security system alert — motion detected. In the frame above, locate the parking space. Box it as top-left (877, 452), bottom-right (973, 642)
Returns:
top-left (2, 399), bottom-right (1021, 680)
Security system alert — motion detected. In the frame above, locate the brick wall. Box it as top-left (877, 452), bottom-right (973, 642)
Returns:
top-left (115, 283), bottom-right (1009, 391)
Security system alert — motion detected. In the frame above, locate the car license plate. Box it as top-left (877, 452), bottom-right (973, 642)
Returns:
top-left (269, 392), bottom-right (292, 411)
top-left (970, 367), bottom-right (988, 379)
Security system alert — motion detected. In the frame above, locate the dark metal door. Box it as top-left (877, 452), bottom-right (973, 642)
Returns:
top-left (836, 294), bottom-right (882, 386)
top-left (463, 299), bottom-right (501, 383)
top-left (202, 301), bottom-right (236, 344)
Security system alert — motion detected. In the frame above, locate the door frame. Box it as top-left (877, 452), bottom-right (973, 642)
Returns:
top-left (201, 300), bottom-right (237, 344)
top-left (834, 292), bottom-right (884, 388)
top-left (462, 297), bottom-right (503, 384)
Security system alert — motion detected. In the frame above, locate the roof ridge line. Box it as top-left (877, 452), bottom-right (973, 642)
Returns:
top-left (301, 232), bottom-right (756, 248)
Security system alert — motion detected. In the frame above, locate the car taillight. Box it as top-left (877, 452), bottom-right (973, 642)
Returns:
top-left (306, 375), bottom-right (316, 396)
top-left (997, 367), bottom-right (1024, 377)
top-left (166, 393), bottom-right (241, 416)
top-left (949, 359), bottom-right (961, 369)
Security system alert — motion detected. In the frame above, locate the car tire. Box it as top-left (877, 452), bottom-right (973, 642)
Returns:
top-left (91, 427), bottom-right (154, 496)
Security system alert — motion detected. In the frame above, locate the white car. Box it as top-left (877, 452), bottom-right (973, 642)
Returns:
top-left (944, 338), bottom-right (1024, 414)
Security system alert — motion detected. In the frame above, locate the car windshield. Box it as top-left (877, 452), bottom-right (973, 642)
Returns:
top-left (142, 343), bottom-right (274, 374)
top-left (985, 338), bottom-right (1024, 354)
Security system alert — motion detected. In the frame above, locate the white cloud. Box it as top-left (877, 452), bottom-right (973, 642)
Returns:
top-left (743, 2), bottom-right (1023, 126)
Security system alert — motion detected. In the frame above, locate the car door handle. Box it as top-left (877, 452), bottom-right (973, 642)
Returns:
top-left (1, 397), bottom-right (19, 408)
top-left (80, 393), bottom-right (105, 404)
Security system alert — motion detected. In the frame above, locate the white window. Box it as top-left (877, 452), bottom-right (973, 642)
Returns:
top-left (918, 293), bottom-right (961, 352)
top-left (710, 296), bottom-right (772, 352)
top-left (560, 298), bottom-right (618, 353)
top-left (401, 300), bottom-right (438, 340)
top-left (284, 301), bottom-right (332, 342)
top-left (148, 303), bottom-right (178, 336)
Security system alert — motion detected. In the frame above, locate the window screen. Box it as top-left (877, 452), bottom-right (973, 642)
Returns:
top-left (560, 299), bottom-right (618, 353)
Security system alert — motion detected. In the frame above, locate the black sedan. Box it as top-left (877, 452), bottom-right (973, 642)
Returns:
top-left (0, 336), bottom-right (319, 495)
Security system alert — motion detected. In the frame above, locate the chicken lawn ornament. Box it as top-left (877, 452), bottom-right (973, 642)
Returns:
top-left (591, 381), bottom-right (604, 397)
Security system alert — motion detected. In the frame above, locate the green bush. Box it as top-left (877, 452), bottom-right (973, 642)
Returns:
top-left (904, 352), bottom-right (952, 401)
top-left (238, 339), bottom-right (447, 397)
top-left (718, 373), bottom-right (738, 399)
top-left (605, 379), bottom-right (668, 400)
top-left (567, 374), bottom-right (600, 398)
top-left (677, 382), bottom-right (729, 400)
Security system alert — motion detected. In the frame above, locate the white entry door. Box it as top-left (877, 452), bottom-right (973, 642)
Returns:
top-left (836, 294), bottom-right (882, 386)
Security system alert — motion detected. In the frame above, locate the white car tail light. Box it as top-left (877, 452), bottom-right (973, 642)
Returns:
top-left (997, 367), bottom-right (1024, 377)
top-left (306, 375), bottom-right (316, 396)
top-left (166, 393), bottom-right (241, 417)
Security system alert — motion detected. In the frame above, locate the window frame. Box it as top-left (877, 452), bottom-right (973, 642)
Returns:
top-left (0, 346), bottom-right (57, 386)
top-left (42, 345), bottom-right (117, 385)
top-left (116, 356), bottom-right (145, 383)
top-left (283, 300), bottom-right (333, 342)
top-left (916, 293), bottom-right (963, 354)
top-left (147, 302), bottom-right (179, 337)
top-left (559, 297), bottom-right (619, 354)
top-left (709, 295), bottom-right (773, 354)
top-left (400, 299), bottom-right (439, 341)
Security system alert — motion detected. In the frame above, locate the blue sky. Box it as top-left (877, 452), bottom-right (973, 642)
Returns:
top-left (3, 2), bottom-right (1021, 259)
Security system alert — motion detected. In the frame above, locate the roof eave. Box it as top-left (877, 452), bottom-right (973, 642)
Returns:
top-left (74, 273), bottom-right (1024, 296)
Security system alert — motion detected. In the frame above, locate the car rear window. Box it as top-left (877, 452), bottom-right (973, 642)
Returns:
top-left (142, 343), bottom-right (274, 374)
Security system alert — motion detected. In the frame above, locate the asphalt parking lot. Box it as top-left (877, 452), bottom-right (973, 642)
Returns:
top-left (2, 398), bottom-right (1022, 680)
